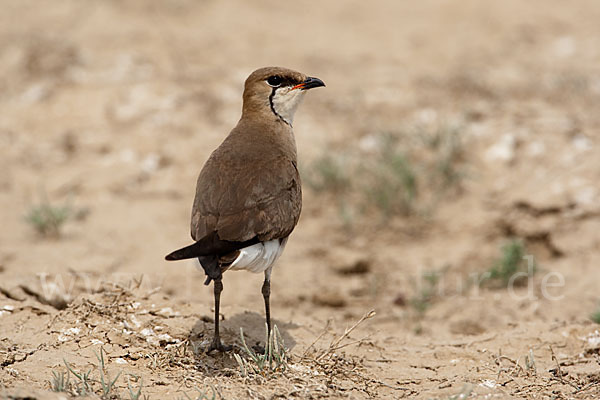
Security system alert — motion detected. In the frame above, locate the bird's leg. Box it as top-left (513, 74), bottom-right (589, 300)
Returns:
top-left (262, 276), bottom-right (271, 335)
top-left (250, 275), bottom-right (272, 354)
top-left (207, 278), bottom-right (231, 353)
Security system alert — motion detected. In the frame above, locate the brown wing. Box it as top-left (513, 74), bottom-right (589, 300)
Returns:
top-left (190, 145), bottom-right (301, 244)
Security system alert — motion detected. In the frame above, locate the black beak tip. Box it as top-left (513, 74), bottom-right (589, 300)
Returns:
top-left (303, 76), bottom-right (325, 90)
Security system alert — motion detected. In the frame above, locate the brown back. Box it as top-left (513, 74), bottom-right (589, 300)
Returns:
top-left (191, 116), bottom-right (302, 243)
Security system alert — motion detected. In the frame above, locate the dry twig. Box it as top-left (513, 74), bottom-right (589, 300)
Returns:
top-left (315, 309), bottom-right (376, 362)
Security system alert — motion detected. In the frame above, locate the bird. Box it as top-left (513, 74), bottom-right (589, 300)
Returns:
top-left (165, 67), bottom-right (325, 353)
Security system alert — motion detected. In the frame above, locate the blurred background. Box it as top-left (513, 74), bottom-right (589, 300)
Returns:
top-left (1, 0), bottom-right (599, 397)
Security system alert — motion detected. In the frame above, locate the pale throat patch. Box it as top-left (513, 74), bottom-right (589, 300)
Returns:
top-left (271, 87), bottom-right (306, 125)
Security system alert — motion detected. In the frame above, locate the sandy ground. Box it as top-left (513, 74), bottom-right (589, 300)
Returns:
top-left (1, 0), bottom-right (600, 398)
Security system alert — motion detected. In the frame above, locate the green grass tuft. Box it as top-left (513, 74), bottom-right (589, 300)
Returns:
top-left (410, 270), bottom-right (442, 315)
top-left (25, 201), bottom-right (72, 237)
top-left (49, 346), bottom-right (146, 398)
top-left (590, 306), bottom-right (600, 324)
top-left (484, 239), bottom-right (534, 286)
top-left (303, 126), bottom-right (466, 223)
top-left (364, 139), bottom-right (417, 217)
top-left (50, 370), bottom-right (69, 392)
top-left (234, 324), bottom-right (288, 377)
top-left (180, 385), bottom-right (216, 400)
top-left (304, 154), bottom-right (351, 194)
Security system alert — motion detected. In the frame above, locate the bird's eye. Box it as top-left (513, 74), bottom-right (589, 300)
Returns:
top-left (266, 75), bottom-right (282, 87)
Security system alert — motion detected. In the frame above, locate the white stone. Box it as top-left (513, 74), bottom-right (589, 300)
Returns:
top-left (485, 134), bottom-right (516, 163)
top-left (526, 141), bottom-right (545, 157)
top-left (572, 135), bottom-right (592, 151)
top-left (480, 379), bottom-right (497, 389)
top-left (553, 36), bottom-right (576, 58)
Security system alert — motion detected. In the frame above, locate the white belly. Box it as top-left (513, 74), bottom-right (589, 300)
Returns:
top-left (229, 238), bottom-right (287, 274)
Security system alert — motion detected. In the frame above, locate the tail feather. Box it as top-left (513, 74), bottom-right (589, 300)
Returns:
top-left (165, 234), bottom-right (260, 261)
top-left (165, 241), bottom-right (205, 261)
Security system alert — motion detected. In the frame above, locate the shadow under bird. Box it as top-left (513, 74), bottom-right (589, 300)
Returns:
top-left (165, 67), bottom-right (325, 353)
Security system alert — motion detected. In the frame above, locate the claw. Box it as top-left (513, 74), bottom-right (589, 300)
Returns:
top-left (206, 338), bottom-right (232, 354)
top-left (252, 342), bottom-right (266, 354)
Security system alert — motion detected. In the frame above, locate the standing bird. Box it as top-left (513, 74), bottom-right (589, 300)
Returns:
top-left (165, 67), bottom-right (325, 353)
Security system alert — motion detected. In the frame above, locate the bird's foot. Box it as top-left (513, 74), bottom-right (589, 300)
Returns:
top-left (206, 338), bottom-right (232, 354)
top-left (252, 342), bottom-right (266, 354)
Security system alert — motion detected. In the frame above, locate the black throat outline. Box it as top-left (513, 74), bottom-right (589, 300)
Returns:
top-left (268, 87), bottom-right (292, 127)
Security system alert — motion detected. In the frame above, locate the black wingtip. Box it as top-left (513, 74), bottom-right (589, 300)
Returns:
top-left (165, 235), bottom-right (261, 263)
top-left (164, 243), bottom-right (199, 261)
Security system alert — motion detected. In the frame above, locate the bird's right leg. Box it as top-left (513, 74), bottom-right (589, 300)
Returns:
top-left (252, 270), bottom-right (272, 354)
top-left (262, 277), bottom-right (273, 336)
top-left (207, 278), bottom-right (232, 353)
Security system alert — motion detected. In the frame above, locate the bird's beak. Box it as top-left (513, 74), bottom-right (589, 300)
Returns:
top-left (292, 76), bottom-right (326, 91)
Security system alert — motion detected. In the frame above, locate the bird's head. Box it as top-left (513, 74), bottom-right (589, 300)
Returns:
top-left (242, 67), bottom-right (325, 126)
